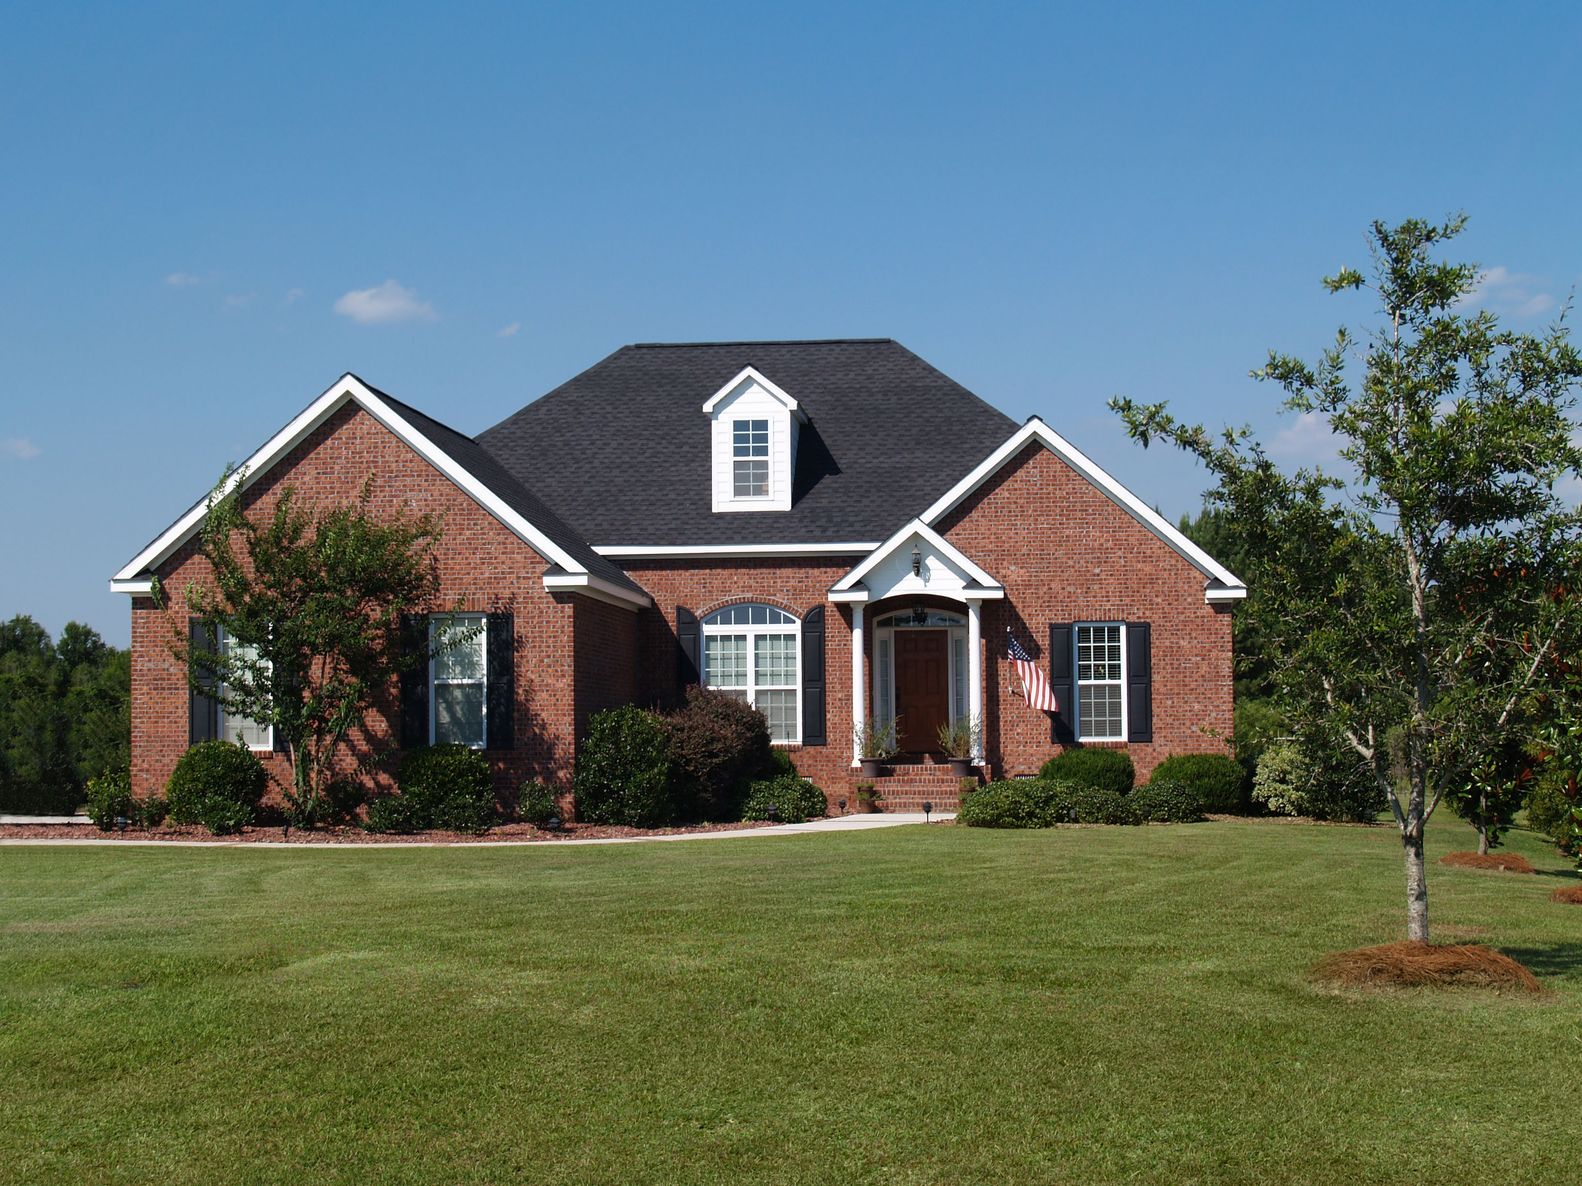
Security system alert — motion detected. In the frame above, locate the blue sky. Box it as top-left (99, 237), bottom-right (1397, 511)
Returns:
top-left (2, 1), bottom-right (1578, 647)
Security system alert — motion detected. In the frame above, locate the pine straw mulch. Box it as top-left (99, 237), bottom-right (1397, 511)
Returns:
top-left (1311, 941), bottom-right (1543, 994)
top-left (1439, 851), bottom-right (1536, 874)
top-left (0, 820), bottom-right (775, 845)
top-left (1549, 884), bottom-right (1582, 905)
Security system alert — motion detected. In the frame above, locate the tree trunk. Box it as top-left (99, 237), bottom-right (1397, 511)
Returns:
top-left (1404, 817), bottom-right (1429, 942)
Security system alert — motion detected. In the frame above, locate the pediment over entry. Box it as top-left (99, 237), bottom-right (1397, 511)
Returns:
top-left (828, 519), bottom-right (1004, 604)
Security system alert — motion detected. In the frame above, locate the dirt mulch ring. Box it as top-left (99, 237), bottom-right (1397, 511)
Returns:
top-left (1312, 941), bottom-right (1542, 994)
top-left (1550, 885), bottom-right (1582, 905)
top-left (1439, 851), bottom-right (1536, 874)
top-left (0, 820), bottom-right (776, 845)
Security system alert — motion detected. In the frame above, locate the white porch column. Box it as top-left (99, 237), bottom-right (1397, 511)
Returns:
top-left (967, 598), bottom-right (984, 763)
top-left (850, 604), bottom-right (865, 767)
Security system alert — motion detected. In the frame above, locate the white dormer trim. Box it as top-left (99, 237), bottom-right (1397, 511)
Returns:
top-left (108, 373), bottom-right (650, 611)
top-left (828, 518), bottom-right (1005, 604)
top-left (918, 417), bottom-right (1248, 603)
top-left (701, 366), bottom-right (809, 422)
top-left (704, 366), bottom-right (805, 513)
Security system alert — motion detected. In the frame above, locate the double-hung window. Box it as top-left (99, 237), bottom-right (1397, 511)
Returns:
top-left (217, 626), bottom-right (273, 751)
top-left (1075, 622), bottom-right (1126, 741)
top-left (732, 419), bottom-right (770, 498)
top-left (701, 604), bottom-right (800, 743)
top-left (430, 615), bottom-right (487, 748)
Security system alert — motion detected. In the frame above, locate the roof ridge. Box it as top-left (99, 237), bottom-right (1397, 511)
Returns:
top-left (626, 338), bottom-right (895, 349)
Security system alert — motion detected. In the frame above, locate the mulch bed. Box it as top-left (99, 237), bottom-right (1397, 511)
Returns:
top-left (1311, 941), bottom-right (1542, 994)
top-left (0, 820), bottom-right (775, 845)
top-left (1549, 885), bottom-right (1582, 905)
top-left (1439, 851), bottom-right (1536, 874)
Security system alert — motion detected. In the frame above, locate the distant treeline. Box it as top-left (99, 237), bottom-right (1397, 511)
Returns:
top-left (0, 615), bottom-right (129, 813)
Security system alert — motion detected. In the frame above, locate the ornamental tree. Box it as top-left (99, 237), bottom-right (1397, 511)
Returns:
top-left (1112, 215), bottom-right (1582, 941)
top-left (167, 474), bottom-right (448, 823)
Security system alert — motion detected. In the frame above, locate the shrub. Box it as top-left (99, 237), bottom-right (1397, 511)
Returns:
top-left (574, 706), bottom-right (675, 828)
top-left (1148, 753), bottom-right (1247, 814)
top-left (86, 768), bottom-right (134, 831)
top-left (956, 778), bottom-right (1140, 828)
top-left (1252, 741), bottom-right (1384, 823)
top-left (766, 747), bottom-right (798, 779)
top-left (0, 779), bottom-right (82, 815)
top-left (1039, 749), bottom-right (1135, 796)
top-left (1526, 769), bottom-right (1578, 854)
top-left (1252, 743), bottom-right (1308, 816)
top-left (742, 776), bottom-right (827, 823)
top-left (166, 741), bottom-right (268, 834)
top-left (1062, 783), bottom-right (1141, 825)
top-left (517, 779), bottom-right (561, 827)
top-left (665, 687), bottom-right (774, 820)
top-left (139, 795), bottom-right (169, 827)
top-left (1131, 777), bottom-right (1205, 823)
top-left (365, 745), bottom-right (495, 834)
top-left (285, 775), bottom-right (368, 829)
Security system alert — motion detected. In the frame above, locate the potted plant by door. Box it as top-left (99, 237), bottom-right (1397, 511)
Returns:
top-left (855, 781), bottom-right (882, 813)
top-left (854, 718), bottom-right (900, 779)
top-left (938, 716), bottom-right (980, 779)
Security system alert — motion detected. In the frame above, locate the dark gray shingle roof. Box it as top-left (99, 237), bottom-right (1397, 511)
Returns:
top-left (475, 340), bottom-right (1018, 546)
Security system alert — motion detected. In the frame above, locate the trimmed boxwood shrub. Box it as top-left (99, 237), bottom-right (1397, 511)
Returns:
top-left (741, 776), bottom-right (827, 823)
top-left (167, 741), bottom-right (268, 834)
top-left (517, 779), bottom-right (560, 828)
top-left (957, 778), bottom-right (1141, 828)
top-left (1039, 749), bottom-right (1135, 797)
top-left (665, 686), bottom-right (774, 820)
top-left (1131, 777), bottom-right (1205, 823)
top-left (1148, 753), bottom-right (1247, 814)
top-left (366, 744), bottom-right (495, 834)
top-left (574, 706), bottom-right (674, 827)
top-left (1064, 784), bottom-right (1141, 825)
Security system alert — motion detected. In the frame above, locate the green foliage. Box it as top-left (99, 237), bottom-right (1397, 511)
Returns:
top-left (854, 718), bottom-right (899, 760)
top-left (0, 615), bottom-right (128, 813)
top-left (166, 741), bottom-right (267, 834)
top-left (285, 775), bottom-right (368, 829)
top-left (1251, 743), bottom-right (1308, 817)
top-left (85, 768), bottom-right (134, 830)
top-left (741, 776), bottom-right (827, 823)
top-left (665, 686), bottom-right (774, 820)
top-left (1148, 754), bottom-right (1247, 814)
top-left (1525, 767), bottom-right (1578, 855)
top-left (1039, 748), bottom-right (1135, 796)
top-left (517, 779), bottom-right (560, 827)
top-left (179, 477), bottom-right (444, 814)
top-left (1252, 740), bottom-right (1386, 823)
top-left (1131, 778), bottom-right (1206, 823)
top-left (936, 715), bottom-right (979, 759)
top-left (957, 778), bottom-right (1140, 828)
top-left (365, 745), bottom-right (495, 834)
top-left (574, 706), bottom-right (674, 827)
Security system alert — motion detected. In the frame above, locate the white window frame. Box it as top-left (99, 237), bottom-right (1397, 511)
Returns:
top-left (217, 625), bottom-right (274, 752)
top-left (429, 614), bottom-right (488, 749)
top-left (700, 604), bottom-right (801, 744)
top-left (1074, 621), bottom-right (1127, 743)
top-left (871, 610), bottom-right (968, 736)
top-left (731, 418), bottom-right (772, 501)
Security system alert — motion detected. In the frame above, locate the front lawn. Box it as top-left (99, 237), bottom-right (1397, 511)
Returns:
top-left (2, 817), bottom-right (1576, 1185)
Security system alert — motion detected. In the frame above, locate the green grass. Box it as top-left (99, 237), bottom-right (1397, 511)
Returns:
top-left (2, 817), bottom-right (1577, 1185)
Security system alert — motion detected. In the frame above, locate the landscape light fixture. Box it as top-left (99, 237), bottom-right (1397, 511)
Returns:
top-left (837, 798), bottom-right (847, 815)
top-left (766, 803), bottom-right (779, 823)
top-left (282, 822), bottom-right (290, 841)
top-left (115, 814), bottom-right (128, 833)
top-left (922, 800), bottom-right (932, 822)
top-left (546, 815), bottom-right (562, 832)
top-left (910, 543), bottom-right (922, 577)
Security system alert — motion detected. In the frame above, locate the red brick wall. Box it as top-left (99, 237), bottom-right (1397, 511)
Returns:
top-left (130, 403), bottom-right (591, 805)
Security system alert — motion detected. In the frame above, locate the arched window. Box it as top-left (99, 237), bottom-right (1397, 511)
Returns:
top-left (701, 604), bottom-right (801, 743)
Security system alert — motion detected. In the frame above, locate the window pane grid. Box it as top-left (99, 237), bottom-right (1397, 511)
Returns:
top-left (1075, 624), bottom-right (1124, 741)
top-left (219, 628), bottom-right (272, 750)
top-left (702, 605), bottom-right (800, 743)
top-left (431, 616), bottom-right (487, 748)
top-left (704, 635), bottom-right (748, 687)
top-left (733, 458), bottom-right (769, 497)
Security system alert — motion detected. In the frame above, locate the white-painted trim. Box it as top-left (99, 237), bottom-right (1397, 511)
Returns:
top-left (429, 613), bottom-right (488, 749)
top-left (1073, 621), bottom-right (1128, 742)
top-left (108, 373), bottom-right (652, 611)
top-left (541, 571), bottom-right (651, 610)
top-left (918, 418), bottom-right (1249, 603)
top-left (110, 579), bottom-right (155, 595)
top-left (700, 366), bottom-right (809, 422)
top-left (850, 605), bottom-right (865, 768)
top-left (593, 542), bottom-right (880, 559)
top-left (967, 598), bottom-right (983, 763)
top-left (834, 519), bottom-right (998, 592)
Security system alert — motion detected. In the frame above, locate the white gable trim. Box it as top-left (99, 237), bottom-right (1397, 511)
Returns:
top-left (700, 366), bottom-right (808, 422)
top-left (109, 374), bottom-right (650, 610)
top-left (919, 418), bottom-right (1248, 602)
top-left (593, 542), bottom-right (879, 559)
top-left (829, 518), bottom-right (1005, 604)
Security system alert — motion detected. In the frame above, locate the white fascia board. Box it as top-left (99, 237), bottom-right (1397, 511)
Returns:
top-left (700, 366), bottom-right (808, 423)
top-left (831, 518), bottom-right (1002, 593)
top-left (593, 542), bottom-right (880, 559)
top-left (1205, 583), bottom-right (1249, 603)
top-left (828, 588), bottom-right (870, 603)
top-left (109, 578), bottom-right (155, 595)
top-left (110, 374), bottom-right (593, 590)
top-left (541, 570), bottom-right (651, 610)
top-left (919, 418), bottom-right (1249, 602)
top-left (827, 583), bottom-right (1004, 604)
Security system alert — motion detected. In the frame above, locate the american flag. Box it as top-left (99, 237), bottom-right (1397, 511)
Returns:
top-left (1007, 629), bottom-right (1059, 713)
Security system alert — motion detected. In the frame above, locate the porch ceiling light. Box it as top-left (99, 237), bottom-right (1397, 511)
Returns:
top-left (910, 543), bottom-right (922, 577)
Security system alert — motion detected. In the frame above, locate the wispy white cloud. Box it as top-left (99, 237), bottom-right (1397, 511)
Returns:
top-left (332, 279), bottom-right (437, 325)
top-left (283, 287), bottom-right (305, 306)
top-left (224, 292), bottom-right (255, 309)
top-left (497, 321), bottom-right (520, 338)
top-left (1458, 265), bottom-right (1556, 318)
top-left (2, 437), bottom-right (40, 460)
top-left (165, 271), bottom-right (205, 287)
top-left (1268, 411), bottom-right (1342, 468)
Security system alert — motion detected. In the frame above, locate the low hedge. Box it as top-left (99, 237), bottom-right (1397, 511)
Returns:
top-left (517, 779), bottom-right (561, 827)
top-left (167, 741), bottom-right (268, 834)
top-left (957, 778), bottom-right (1140, 828)
top-left (366, 744), bottom-right (496, 834)
top-left (573, 706), bottom-right (675, 827)
top-left (1039, 749), bottom-right (1135, 797)
top-left (1131, 777), bottom-right (1205, 823)
top-left (85, 769), bottom-right (168, 830)
top-left (1148, 753), bottom-right (1247, 814)
top-left (741, 776), bottom-right (827, 823)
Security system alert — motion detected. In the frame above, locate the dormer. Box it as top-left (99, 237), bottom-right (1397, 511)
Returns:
top-left (703, 366), bottom-right (807, 513)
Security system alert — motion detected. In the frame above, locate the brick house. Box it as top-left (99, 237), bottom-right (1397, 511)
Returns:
top-left (111, 340), bottom-right (1243, 812)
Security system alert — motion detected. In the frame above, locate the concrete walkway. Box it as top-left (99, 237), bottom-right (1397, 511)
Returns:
top-left (0, 812), bottom-right (954, 849)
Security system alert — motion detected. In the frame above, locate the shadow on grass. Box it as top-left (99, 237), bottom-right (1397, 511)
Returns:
top-left (1501, 944), bottom-right (1582, 979)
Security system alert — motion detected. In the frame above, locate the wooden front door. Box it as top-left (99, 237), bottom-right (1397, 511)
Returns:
top-left (894, 630), bottom-right (949, 752)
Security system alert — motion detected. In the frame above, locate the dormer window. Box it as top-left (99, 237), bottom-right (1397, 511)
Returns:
top-left (704, 366), bottom-right (806, 513)
top-left (732, 419), bottom-right (770, 497)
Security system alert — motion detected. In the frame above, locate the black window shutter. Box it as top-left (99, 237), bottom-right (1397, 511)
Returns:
top-left (272, 663), bottom-right (291, 753)
top-left (1126, 621), bottom-right (1152, 743)
top-left (399, 614), bottom-right (429, 749)
top-left (486, 612), bottom-right (515, 750)
top-left (801, 606), bottom-right (826, 745)
top-left (676, 607), bottom-right (701, 693)
top-left (188, 617), bottom-right (219, 745)
top-left (1048, 623), bottom-right (1075, 744)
